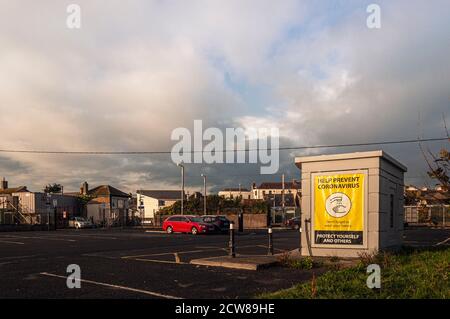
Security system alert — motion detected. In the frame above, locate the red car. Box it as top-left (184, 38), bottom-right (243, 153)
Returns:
top-left (163, 215), bottom-right (215, 235)
top-left (285, 216), bottom-right (301, 230)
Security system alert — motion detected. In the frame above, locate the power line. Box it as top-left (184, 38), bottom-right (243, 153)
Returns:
top-left (0, 137), bottom-right (447, 155)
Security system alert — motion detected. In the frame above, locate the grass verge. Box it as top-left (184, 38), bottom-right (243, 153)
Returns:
top-left (260, 246), bottom-right (449, 299)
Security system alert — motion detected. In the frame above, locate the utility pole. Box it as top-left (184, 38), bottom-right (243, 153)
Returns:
top-left (201, 174), bottom-right (207, 215)
top-left (177, 162), bottom-right (185, 215)
top-left (282, 174), bottom-right (285, 223)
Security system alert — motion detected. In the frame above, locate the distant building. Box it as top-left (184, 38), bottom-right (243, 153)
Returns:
top-left (404, 185), bottom-right (449, 206)
top-left (82, 182), bottom-right (131, 226)
top-left (218, 188), bottom-right (251, 200)
top-left (251, 181), bottom-right (301, 200)
top-left (218, 181), bottom-right (301, 202)
top-left (136, 190), bottom-right (182, 223)
top-left (0, 177), bottom-right (80, 225)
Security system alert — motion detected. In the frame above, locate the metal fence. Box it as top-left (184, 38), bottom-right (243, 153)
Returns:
top-left (404, 205), bottom-right (449, 227)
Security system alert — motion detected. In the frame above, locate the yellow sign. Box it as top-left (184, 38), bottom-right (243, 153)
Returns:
top-left (314, 173), bottom-right (365, 245)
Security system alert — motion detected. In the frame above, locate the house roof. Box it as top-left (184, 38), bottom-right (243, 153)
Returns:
top-left (88, 185), bottom-right (130, 198)
top-left (0, 186), bottom-right (28, 195)
top-left (405, 188), bottom-right (449, 205)
top-left (256, 182), bottom-right (300, 190)
top-left (137, 190), bottom-right (181, 200)
top-left (220, 188), bottom-right (250, 192)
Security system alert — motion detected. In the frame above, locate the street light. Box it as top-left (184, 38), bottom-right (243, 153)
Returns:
top-left (177, 162), bottom-right (185, 215)
top-left (201, 174), bottom-right (206, 215)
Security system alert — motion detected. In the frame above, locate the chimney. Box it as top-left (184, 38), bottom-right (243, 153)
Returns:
top-left (1, 177), bottom-right (7, 190)
top-left (81, 181), bottom-right (89, 195)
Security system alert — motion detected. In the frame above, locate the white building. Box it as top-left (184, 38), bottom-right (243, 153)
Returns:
top-left (218, 188), bottom-right (252, 200)
top-left (136, 190), bottom-right (181, 223)
top-left (251, 181), bottom-right (301, 200)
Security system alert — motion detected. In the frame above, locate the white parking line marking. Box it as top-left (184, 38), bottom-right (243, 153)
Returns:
top-left (435, 237), bottom-right (450, 246)
top-left (122, 244), bottom-right (276, 260)
top-left (52, 234), bottom-right (118, 240)
top-left (0, 235), bottom-right (76, 242)
top-left (82, 253), bottom-right (119, 260)
top-left (39, 272), bottom-right (182, 299)
top-left (132, 258), bottom-right (189, 265)
top-left (0, 239), bottom-right (25, 245)
top-left (122, 249), bottom-right (207, 259)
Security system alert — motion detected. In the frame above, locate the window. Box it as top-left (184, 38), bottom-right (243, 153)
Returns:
top-left (389, 194), bottom-right (394, 228)
top-left (158, 200), bottom-right (165, 206)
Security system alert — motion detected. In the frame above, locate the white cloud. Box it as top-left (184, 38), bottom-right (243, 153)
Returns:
top-left (0, 0), bottom-right (448, 191)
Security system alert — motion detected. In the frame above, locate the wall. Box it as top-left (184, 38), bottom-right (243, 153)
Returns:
top-left (225, 213), bottom-right (268, 229)
top-left (14, 192), bottom-right (80, 224)
top-left (137, 194), bottom-right (177, 221)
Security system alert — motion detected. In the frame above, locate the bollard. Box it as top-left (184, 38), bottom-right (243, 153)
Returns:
top-left (268, 226), bottom-right (274, 255)
top-left (229, 222), bottom-right (236, 258)
top-left (298, 224), bottom-right (302, 255)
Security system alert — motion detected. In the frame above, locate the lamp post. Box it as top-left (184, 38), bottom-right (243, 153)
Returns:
top-left (177, 162), bottom-right (185, 215)
top-left (201, 174), bottom-right (206, 215)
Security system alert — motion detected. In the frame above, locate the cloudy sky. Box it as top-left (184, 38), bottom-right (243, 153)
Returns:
top-left (0, 0), bottom-right (449, 193)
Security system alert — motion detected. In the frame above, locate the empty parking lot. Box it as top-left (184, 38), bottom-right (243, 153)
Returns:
top-left (0, 227), bottom-right (448, 299)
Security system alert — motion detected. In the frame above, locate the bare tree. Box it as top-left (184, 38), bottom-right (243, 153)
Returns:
top-left (421, 114), bottom-right (450, 191)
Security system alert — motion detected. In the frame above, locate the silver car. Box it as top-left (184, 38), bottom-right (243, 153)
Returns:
top-left (68, 217), bottom-right (93, 229)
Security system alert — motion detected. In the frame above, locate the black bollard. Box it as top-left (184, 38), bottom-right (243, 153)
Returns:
top-left (229, 222), bottom-right (236, 258)
top-left (268, 226), bottom-right (274, 255)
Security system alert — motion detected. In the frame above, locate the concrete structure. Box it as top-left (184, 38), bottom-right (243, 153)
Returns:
top-left (295, 151), bottom-right (407, 257)
top-left (136, 190), bottom-right (180, 223)
top-left (218, 188), bottom-right (252, 200)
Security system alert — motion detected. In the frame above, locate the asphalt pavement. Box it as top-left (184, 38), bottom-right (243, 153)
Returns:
top-left (0, 227), bottom-right (448, 299)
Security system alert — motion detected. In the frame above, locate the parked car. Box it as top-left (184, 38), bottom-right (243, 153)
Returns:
top-left (200, 215), bottom-right (230, 233)
top-left (285, 216), bottom-right (300, 230)
top-left (68, 217), bottom-right (94, 229)
top-left (162, 215), bottom-right (215, 235)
